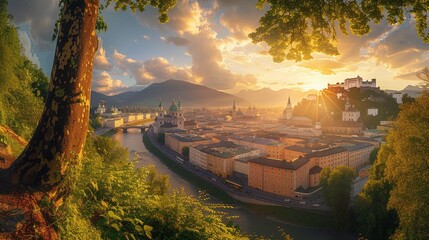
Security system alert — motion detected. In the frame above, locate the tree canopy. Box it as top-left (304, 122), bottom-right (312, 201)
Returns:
top-left (320, 166), bottom-right (356, 229)
top-left (250, 0), bottom-right (429, 62)
top-left (384, 93), bottom-right (429, 239)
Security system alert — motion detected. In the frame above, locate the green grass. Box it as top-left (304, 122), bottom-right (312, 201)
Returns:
top-left (142, 132), bottom-right (235, 203)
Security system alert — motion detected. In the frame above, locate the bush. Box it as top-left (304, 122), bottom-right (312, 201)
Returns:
top-left (55, 136), bottom-right (250, 239)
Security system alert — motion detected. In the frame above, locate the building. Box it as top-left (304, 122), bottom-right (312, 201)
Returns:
top-left (283, 96), bottom-right (293, 120)
top-left (123, 114), bottom-right (136, 123)
top-left (267, 142), bottom-right (286, 159)
top-left (283, 145), bottom-right (312, 161)
top-left (342, 99), bottom-right (360, 122)
top-left (367, 108), bottom-right (378, 116)
top-left (165, 133), bottom-right (212, 155)
top-left (328, 76), bottom-right (377, 90)
top-left (102, 118), bottom-right (124, 128)
top-left (154, 100), bottom-right (186, 134)
top-left (345, 143), bottom-right (374, 170)
top-left (248, 157), bottom-right (316, 198)
top-left (391, 92), bottom-right (403, 104)
top-left (228, 136), bottom-right (280, 156)
top-left (192, 141), bottom-right (260, 178)
top-left (321, 121), bottom-right (364, 136)
top-left (95, 101), bottom-right (106, 115)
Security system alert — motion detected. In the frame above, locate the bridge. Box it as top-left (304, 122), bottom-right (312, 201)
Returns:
top-left (115, 124), bottom-right (151, 133)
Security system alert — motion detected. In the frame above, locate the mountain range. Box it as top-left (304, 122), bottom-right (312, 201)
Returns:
top-left (91, 80), bottom-right (424, 109)
top-left (91, 79), bottom-right (249, 108)
top-left (385, 85), bottom-right (424, 98)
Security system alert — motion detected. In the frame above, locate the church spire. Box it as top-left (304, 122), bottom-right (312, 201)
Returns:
top-left (287, 96), bottom-right (291, 107)
top-left (233, 99), bottom-right (236, 111)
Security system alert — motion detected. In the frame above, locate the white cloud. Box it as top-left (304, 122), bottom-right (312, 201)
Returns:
top-left (18, 31), bottom-right (40, 66)
top-left (93, 38), bottom-right (112, 71)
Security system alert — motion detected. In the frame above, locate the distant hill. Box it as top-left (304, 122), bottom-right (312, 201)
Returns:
top-left (235, 88), bottom-right (318, 107)
top-left (385, 85), bottom-right (424, 98)
top-left (90, 79), bottom-right (248, 108)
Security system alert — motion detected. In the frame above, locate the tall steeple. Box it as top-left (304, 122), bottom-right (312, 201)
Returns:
top-left (177, 99), bottom-right (182, 110)
top-left (233, 99), bottom-right (236, 111)
top-left (284, 96), bottom-right (293, 120)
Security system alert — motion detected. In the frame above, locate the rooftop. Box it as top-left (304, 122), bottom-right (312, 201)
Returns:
top-left (171, 133), bottom-right (209, 142)
top-left (197, 141), bottom-right (257, 158)
top-left (249, 156), bottom-right (310, 170)
top-left (306, 147), bottom-right (348, 158)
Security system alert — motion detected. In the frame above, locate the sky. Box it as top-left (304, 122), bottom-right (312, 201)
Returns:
top-left (7, 0), bottom-right (429, 95)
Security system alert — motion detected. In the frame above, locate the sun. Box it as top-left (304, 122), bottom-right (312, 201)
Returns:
top-left (301, 81), bottom-right (326, 91)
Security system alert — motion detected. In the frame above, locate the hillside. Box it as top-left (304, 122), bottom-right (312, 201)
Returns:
top-left (385, 85), bottom-right (424, 98)
top-left (235, 87), bottom-right (318, 107)
top-left (91, 79), bottom-right (249, 108)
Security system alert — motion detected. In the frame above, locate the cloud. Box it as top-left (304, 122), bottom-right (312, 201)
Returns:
top-left (92, 71), bottom-right (128, 95)
top-left (93, 38), bottom-right (112, 71)
top-left (18, 31), bottom-right (40, 66)
top-left (8, 0), bottom-right (59, 51)
top-left (113, 50), bottom-right (192, 85)
top-left (299, 60), bottom-right (346, 75)
top-left (162, 36), bottom-right (189, 46)
top-left (137, 0), bottom-right (258, 90)
top-left (216, 0), bottom-right (264, 41)
top-left (368, 22), bottom-right (429, 74)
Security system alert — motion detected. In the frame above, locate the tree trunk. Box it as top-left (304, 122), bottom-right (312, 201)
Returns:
top-left (6, 0), bottom-right (99, 191)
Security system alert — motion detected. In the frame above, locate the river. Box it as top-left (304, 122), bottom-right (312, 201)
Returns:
top-left (113, 130), bottom-right (356, 240)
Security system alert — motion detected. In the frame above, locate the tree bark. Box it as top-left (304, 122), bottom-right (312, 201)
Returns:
top-left (5, 0), bottom-right (99, 191)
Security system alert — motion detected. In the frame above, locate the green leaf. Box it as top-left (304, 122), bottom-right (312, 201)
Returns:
top-left (90, 180), bottom-right (98, 191)
top-left (111, 223), bottom-right (120, 231)
top-left (144, 225), bottom-right (153, 239)
top-left (108, 210), bottom-right (122, 221)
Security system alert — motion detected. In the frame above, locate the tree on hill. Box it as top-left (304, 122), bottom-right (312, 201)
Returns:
top-left (250, 0), bottom-right (429, 62)
top-left (384, 93), bottom-right (429, 239)
top-left (1, 0), bottom-right (175, 193)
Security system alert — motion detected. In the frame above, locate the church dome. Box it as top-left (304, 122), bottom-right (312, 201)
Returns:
top-left (169, 101), bottom-right (178, 112)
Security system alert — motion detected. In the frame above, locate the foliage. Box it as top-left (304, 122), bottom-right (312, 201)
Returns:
top-left (401, 93), bottom-right (415, 104)
top-left (384, 93), bottom-right (429, 240)
top-left (368, 148), bottom-right (379, 165)
top-left (320, 166), bottom-right (356, 230)
top-left (157, 132), bottom-right (165, 145)
top-left (417, 66), bottom-right (429, 88)
top-left (353, 179), bottom-right (398, 240)
top-left (354, 140), bottom-right (398, 239)
top-left (0, 0), bottom-right (45, 140)
top-left (55, 136), bottom-right (252, 239)
top-left (90, 114), bottom-right (103, 130)
top-left (54, 0), bottom-right (176, 40)
top-left (181, 146), bottom-right (189, 158)
top-left (251, 0), bottom-right (429, 62)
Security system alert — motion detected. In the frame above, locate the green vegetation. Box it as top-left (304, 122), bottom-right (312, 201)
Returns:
top-left (0, 0), bottom-right (46, 140)
top-left (143, 132), bottom-right (234, 203)
top-left (320, 166), bottom-right (356, 230)
top-left (354, 92), bottom-right (429, 239)
top-left (181, 146), bottom-right (189, 158)
top-left (250, 0), bottom-right (429, 62)
top-left (55, 136), bottom-right (253, 239)
top-left (292, 88), bottom-right (399, 129)
top-left (156, 132), bottom-right (165, 145)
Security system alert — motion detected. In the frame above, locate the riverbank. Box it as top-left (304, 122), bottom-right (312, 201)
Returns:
top-left (142, 130), bottom-right (336, 230)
